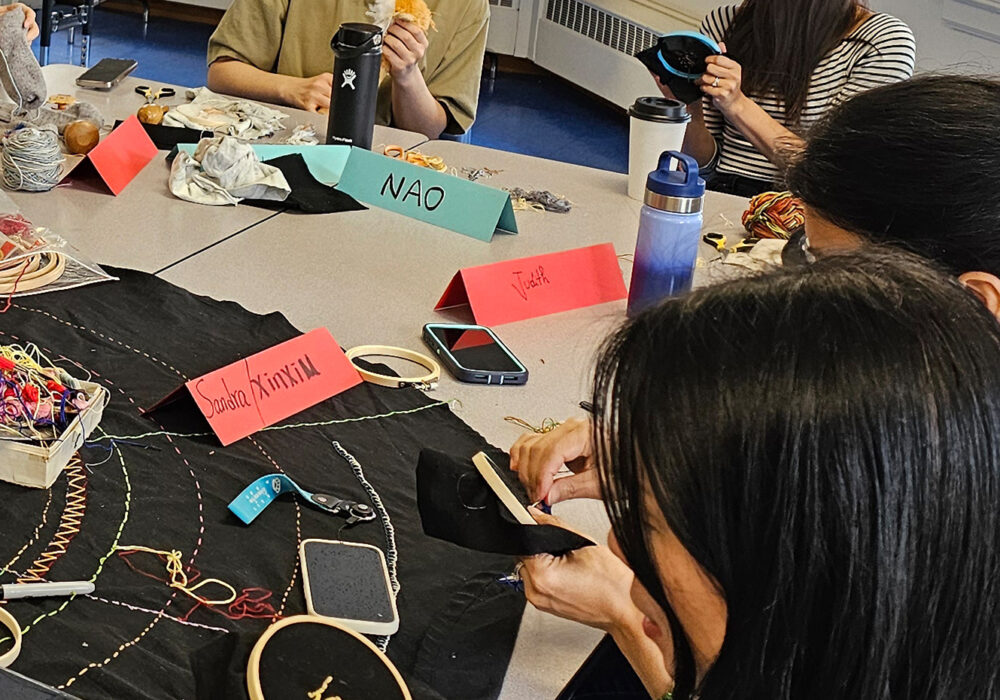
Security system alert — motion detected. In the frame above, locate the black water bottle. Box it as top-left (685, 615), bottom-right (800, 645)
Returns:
top-left (326, 23), bottom-right (383, 150)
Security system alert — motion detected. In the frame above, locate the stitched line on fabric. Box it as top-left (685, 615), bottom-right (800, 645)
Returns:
top-left (1, 488), bottom-right (52, 576)
top-left (18, 458), bottom-right (88, 583)
top-left (0, 425), bottom-right (132, 645)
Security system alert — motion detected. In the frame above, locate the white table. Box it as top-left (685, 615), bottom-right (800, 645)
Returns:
top-left (4, 65), bottom-right (426, 273)
top-left (158, 140), bottom-right (748, 698)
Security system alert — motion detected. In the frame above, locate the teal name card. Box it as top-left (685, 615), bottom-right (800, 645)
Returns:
top-left (177, 144), bottom-right (352, 185)
top-left (336, 147), bottom-right (518, 242)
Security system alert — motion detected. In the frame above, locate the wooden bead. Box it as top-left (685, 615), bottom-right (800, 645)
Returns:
top-left (63, 120), bottom-right (100, 155)
top-left (137, 104), bottom-right (168, 126)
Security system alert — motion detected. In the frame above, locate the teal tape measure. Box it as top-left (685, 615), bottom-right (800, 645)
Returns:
top-left (228, 473), bottom-right (376, 526)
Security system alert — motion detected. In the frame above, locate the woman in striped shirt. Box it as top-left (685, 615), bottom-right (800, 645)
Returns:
top-left (656, 0), bottom-right (915, 197)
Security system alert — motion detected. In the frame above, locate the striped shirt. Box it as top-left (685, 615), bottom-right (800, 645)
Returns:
top-left (701, 6), bottom-right (916, 184)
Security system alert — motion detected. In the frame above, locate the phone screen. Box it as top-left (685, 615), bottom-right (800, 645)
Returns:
top-left (427, 326), bottom-right (522, 373)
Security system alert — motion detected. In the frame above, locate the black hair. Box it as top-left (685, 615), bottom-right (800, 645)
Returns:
top-left (595, 249), bottom-right (1000, 698)
top-left (787, 75), bottom-right (1000, 276)
top-left (725, 0), bottom-right (865, 124)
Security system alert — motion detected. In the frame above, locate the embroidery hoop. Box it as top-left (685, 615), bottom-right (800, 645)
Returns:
top-left (346, 345), bottom-right (441, 390)
top-left (0, 605), bottom-right (23, 668)
top-left (246, 615), bottom-right (411, 700)
top-left (656, 31), bottom-right (722, 80)
top-left (0, 253), bottom-right (66, 294)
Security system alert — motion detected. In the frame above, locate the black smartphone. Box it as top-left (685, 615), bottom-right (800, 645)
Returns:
top-left (422, 323), bottom-right (528, 385)
top-left (299, 539), bottom-right (399, 636)
top-left (75, 58), bottom-right (138, 89)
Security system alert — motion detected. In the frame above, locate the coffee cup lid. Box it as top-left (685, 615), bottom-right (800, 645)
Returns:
top-left (629, 97), bottom-right (691, 124)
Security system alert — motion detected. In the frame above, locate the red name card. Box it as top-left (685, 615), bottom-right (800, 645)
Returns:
top-left (146, 329), bottom-right (362, 446)
top-left (435, 243), bottom-right (627, 326)
top-left (84, 115), bottom-right (158, 195)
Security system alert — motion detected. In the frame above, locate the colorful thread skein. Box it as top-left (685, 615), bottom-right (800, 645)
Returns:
top-left (741, 191), bottom-right (806, 239)
top-left (0, 343), bottom-right (94, 445)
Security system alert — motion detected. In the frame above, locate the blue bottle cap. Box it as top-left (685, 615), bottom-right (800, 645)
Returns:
top-left (646, 151), bottom-right (706, 200)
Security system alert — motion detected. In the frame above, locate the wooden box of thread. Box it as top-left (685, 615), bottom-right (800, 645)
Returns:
top-left (0, 344), bottom-right (109, 490)
top-left (0, 379), bottom-right (107, 489)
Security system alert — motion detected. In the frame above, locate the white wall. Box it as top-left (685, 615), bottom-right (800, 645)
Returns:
top-left (871, 0), bottom-right (999, 72)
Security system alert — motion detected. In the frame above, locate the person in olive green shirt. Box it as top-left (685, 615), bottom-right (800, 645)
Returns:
top-left (206, 0), bottom-right (489, 138)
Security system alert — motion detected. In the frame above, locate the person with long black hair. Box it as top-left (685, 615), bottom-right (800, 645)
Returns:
top-left (660, 0), bottom-right (914, 196)
top-left (514, 251), bottom-right (1000, 698)
top-left (785, 75), bottom-right (1000, 317)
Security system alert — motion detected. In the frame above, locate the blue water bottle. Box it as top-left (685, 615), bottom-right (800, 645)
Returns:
top-left (627, 150), bottom-right (705, 316)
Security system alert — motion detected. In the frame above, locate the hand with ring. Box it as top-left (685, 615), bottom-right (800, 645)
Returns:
top-left (698, 41), bottom-right (748, 115)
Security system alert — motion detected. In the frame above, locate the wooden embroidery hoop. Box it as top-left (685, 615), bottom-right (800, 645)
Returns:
top-left (0, 253), bottom-right (66, 294)
top-left (246, 615), bottom-right (411, 700)
top-left (345, 345), bottom-right (440, 390)
top-left (0, 605), bottom-right (23, 668)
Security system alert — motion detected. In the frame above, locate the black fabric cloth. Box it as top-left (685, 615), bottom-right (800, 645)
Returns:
top-left (0, 667), bottom-right (82, 699)
top-left (113, 119), bottom-right (212, 151)
top-left (246, 154), bottom-right (367, 214)
top-left (417, 449), bottom-right (594, 556)
top-left (0, 268), bottom-right (523, 700)
top-left (707, 171), bottom-right (774, 198)
top-left (556, 635), bottom-right (649, 699)
top-left (250, 619), bottom-right (409, 700)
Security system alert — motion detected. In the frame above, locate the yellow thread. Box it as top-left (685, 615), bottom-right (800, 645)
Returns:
top-left (510, 197), bottom-right (546, 213)
top-left (113, 545), bottom-right (237, 607)
top-left (382, 144), bottom-right (447, 172)
top-left (504, 416), bottom-right (561, 434)
top-left (308, 676), bottom-right (333, 700)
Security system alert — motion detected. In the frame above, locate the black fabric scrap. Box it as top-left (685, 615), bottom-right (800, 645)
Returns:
top-left (0, 268), bottom-right (522, 700)
top-left (244, 153), bottom-right (367, 214)
top-left (113, 119), bottom-right (212, 151)
top-left (417, 449), bottom-right (594, 556)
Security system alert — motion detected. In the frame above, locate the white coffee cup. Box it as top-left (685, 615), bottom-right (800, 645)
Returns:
top-left (628, 97), bottom-right (691, 200)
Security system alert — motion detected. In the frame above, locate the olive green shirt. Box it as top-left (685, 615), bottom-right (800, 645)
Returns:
top-left (207, 0), bottom-right (489, 133)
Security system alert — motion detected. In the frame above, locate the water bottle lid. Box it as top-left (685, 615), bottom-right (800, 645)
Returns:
top-left (628, 97), bottom-right (690, 124)
top-left (332, 23), bottom-right (383, 56)
top-left (645, 151), bottom-right (705, 206)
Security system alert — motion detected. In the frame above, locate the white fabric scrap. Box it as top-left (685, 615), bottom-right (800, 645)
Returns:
top-left (163, 87), bottom-right (287, 140)
top-left (285, 124), bottom-right (319, 146)
top-left (169, 136), bottom-right (291, 206)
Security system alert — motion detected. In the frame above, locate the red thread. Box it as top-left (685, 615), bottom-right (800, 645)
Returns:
top-left (1, 259), bottom-right (29, 313)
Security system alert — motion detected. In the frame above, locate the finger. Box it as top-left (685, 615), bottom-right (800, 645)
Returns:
top-left (547, 470), bottom-right (601, 505)
top-left (388, 23), bottom-right (424, 54)
top-left (510, 433), bottom-right (539, 471)
top-left (698, 75), bottom-right (729, 91)
top-left (705, 55), bottom-right (739, 71)
top-left (718, 41), bottom-right (727, 54)
top-left (380, 44), bottom-right (406, 72)
top-left (394, 20), bottom-right (427, 43)
top-left (527, 505), bottom-right (561, 526)
top-left (382, 35), bottom-right (414, 65)
top-left (702, 63), bottom-right (738, 80)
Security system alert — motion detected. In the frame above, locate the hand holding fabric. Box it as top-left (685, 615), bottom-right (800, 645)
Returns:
top-left (509, 418), bottom-right (599, 505)
top-left (520, 508), bottom-right (637, 632)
